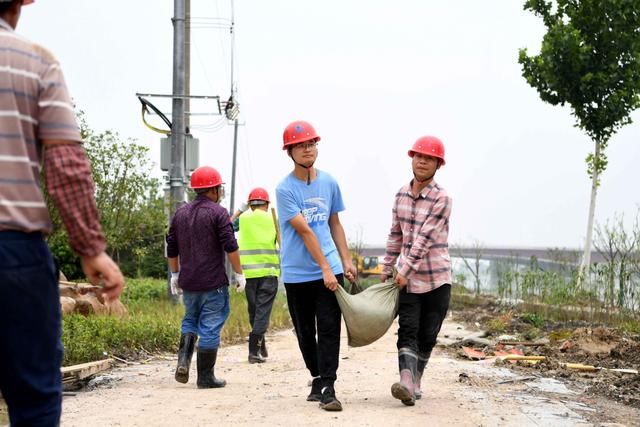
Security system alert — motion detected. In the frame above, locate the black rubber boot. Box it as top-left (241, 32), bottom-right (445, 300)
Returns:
top-left (391, 348), bottom-right (417, 406)
top-left (196, 348), bottom-right (226, 388)
top-left (319, 386), bottom-right (343, 411)
top-left (260, 335), bottom-right (268, 358)
top-left (307, 377), bottom-right (322, 402)
top-left (174, 332), bottom-right (197, 384)
top-left (248, 333), bottom-right (265, 364)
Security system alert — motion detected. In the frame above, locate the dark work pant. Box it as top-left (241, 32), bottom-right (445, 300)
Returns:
top-left (246, 276), bottom-right (278, 336)
top-left (0, 231), bottom-right (62, 427)
top-left (285, 274), bottom-right (343, 387)
top-left (397, 284), bottom-right (451, 355)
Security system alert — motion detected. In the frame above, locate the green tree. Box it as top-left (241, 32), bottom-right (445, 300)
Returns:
top-left (518, 0), bottom-right (640, 282)
top-left (46, 114), bottom-right (166, 279)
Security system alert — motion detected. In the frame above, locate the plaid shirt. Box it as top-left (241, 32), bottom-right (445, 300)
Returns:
top-left (382, 180), bottom-right (452, 294)
top-left (45, 144), bottom-right (106, 257)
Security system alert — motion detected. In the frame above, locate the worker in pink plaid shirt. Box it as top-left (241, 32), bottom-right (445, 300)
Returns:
top-left (381, 136), bottom-right (452, 407)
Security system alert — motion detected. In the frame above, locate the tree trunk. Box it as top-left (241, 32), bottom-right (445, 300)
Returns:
top-left (579, 140), bottom-right (601, 288)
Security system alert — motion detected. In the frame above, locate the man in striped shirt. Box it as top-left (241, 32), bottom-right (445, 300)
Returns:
top-left (381, 136), bottom-right (452, 407)
top-left (0, 1), bottom-right (124, 425)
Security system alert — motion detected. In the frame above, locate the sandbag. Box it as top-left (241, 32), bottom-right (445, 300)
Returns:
top-left (335, 281), bottom-right (400, 347)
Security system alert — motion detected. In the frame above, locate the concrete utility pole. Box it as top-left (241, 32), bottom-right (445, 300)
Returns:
top-left (229, 119), bottom-right (239, 215)
top-left (185, 0), bottom-right (191, 133)
top-left (169, 0), bottom-right (187, 217)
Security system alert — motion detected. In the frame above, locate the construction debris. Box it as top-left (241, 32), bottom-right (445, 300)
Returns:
top-left (62, 359), bottom-right (114, 389)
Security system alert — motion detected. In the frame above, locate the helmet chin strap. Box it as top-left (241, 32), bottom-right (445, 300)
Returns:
top-left (295, 161), bottom-right (315, 185)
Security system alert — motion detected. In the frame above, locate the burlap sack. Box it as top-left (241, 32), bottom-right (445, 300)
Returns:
top-left (335, 281), bottom-right (400, 347)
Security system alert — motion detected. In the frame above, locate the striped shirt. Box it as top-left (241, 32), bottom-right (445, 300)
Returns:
top-left (0, 18), bottom-right (105, 256)
top-left (382, 180), bottom-right (452, 294)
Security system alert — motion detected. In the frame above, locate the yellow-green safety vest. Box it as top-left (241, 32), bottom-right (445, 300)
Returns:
top-left (238, 209), bottom-right (280, 279)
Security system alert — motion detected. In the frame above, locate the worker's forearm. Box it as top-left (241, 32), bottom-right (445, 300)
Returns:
top-left (330, 223), bottom-right (351, 263)
top-left (44, 143), bottom-right (106, 257)
top-left (168, 257), bottom-right (179, 273)
top-left (300, 230), bottom-right (331, 271)
top-left (227, 250), bottom-right (243, 274)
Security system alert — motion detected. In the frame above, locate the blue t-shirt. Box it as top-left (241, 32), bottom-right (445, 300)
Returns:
top-left (276, 170), bottom-right (345, 283)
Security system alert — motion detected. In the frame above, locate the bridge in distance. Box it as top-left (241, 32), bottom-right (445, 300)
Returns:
top-left (360, 246), bottom-right (605, 265)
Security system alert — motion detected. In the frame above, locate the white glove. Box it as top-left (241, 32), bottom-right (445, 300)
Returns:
top-left (238, 202), bottom-right (249, 213)
top-left (170, 272), bottom-right (182, 296)
top-left (234, 272), bottom-right (246, 292)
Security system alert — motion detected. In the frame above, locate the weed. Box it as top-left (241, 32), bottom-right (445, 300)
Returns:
top-left (487, 319), bottom-right (508, 334)
top-left (521, 312), bottom-right (545, 328)
top-left (548, 329), bottom-right (573, 342)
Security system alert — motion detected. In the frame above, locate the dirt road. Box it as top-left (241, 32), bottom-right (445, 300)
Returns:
top-left (60, 317), bottom-right (638, 427)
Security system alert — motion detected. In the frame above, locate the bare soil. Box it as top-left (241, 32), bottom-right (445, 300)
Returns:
top-left (56, 314), bottom-right (640, 427)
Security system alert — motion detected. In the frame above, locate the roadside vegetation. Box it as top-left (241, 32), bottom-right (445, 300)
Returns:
top-left (62, 278), bottom-right (291, 366)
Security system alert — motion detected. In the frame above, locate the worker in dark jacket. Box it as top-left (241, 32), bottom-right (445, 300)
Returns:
top-left (166, 166), bottom-right (245, 389)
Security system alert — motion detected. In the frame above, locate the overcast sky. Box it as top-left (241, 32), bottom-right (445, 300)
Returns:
top-left (19, 1), bottom-right (640, 249)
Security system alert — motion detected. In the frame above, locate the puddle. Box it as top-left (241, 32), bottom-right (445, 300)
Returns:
top-left (525, 377), bottom-right (577, 395)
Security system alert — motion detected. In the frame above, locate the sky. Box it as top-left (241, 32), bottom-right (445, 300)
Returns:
top-left (19, 0), bottom-right (640, 250)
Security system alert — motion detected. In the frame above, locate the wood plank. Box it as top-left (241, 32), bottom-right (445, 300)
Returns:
top-left (61, 358), bottom-right (113, 381)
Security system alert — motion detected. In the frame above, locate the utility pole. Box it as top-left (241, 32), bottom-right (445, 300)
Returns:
top-left (169, 0), bottom-right (187, 217)
top-left (185, 0), bottom-right (191, 133)
top-left (230, 119), bottom-right (239, 215)
top-left (228, 0), bottom-right (239, 215)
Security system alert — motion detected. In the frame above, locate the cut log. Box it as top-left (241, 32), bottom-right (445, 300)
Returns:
top-left (74, 295), bottom-right (107, 316)
top-left (59, 285), bottom-right (80, 299)
top-left (60, 297), bottom-right (76, 315)
top-left (104, 298), bottom-right (128, 318)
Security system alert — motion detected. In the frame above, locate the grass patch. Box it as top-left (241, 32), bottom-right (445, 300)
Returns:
top-left (62, 278), bottom-right (291, 366)
top-left (520, 312), bottom-right (545, 328)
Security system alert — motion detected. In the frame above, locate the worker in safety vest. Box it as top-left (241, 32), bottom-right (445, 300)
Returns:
top-left (231, 187), bottom-right (280, 363)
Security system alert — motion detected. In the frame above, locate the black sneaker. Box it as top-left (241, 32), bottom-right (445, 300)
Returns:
top-left (319, 386), bottom-right (343, 412)
top-left (307, 377), bottom-right (322, 402)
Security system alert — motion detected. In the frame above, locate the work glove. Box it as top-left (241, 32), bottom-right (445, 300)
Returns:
top-left (238, 201), bottom-right (249, 213)
top-left (170, 272), bottom-right (182, 296)
top-left (234, 272), bottom-right (246, 292)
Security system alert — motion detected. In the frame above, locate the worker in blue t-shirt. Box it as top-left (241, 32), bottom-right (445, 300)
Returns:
top-left (275, 120), bottom-right (357, 412)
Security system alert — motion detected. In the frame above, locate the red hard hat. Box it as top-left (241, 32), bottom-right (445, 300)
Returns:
top-left (408, 136), bottom-right (446, 165)
top-left (282, 120), bottom-right (321, 150)
top-left (190, 166), bottom-right (224, 189)
top-left (248, 187), bottom-right (270, 203)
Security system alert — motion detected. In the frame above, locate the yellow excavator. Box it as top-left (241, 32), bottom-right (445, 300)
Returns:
top-left (351, 254), bottom-right (385, 278)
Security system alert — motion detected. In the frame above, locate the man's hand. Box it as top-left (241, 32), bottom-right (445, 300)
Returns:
top-left (395, 274), bottom-right (408, 288)
top-left (239, 201), bottom-right (249, 213)
top-left (342, 259), bottom-right (358, 284)
top-left (80, 252), bottom-right (125, 302)
top-left (380, 274), bottom-right (389, 283)
top-left (322, 268), bottom-right (339, 292)
top-left (170, 272), bottom-right (182, 296)
top-left (235, 272), bottom-right (246, 292)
